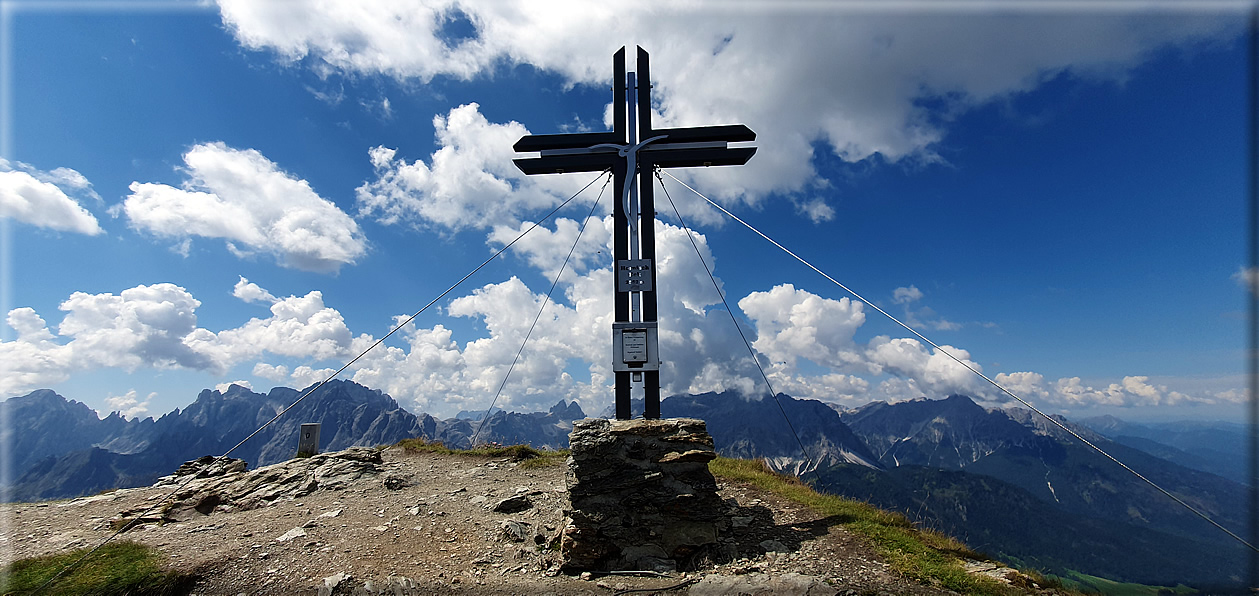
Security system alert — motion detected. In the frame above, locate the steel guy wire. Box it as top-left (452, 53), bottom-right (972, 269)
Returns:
top-left (29, 168), bottom-right (612, 595)
top-left (1248, 4), bottom-right (1259, 586)
top-left (658, 167), bottom-right (1259, 553)
top-left (655, 169), bottom-right (816, 475)
top-left (471, 172), bottom-right (611, 446)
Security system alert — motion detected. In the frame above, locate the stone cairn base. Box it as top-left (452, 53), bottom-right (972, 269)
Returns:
top-left (561, 417), bottom-right (731, 572)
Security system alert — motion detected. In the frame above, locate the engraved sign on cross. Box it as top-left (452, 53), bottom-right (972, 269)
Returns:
top-left (512, 47), bottom-right (755, 420)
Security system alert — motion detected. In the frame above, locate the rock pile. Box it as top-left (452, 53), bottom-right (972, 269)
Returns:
top-left (561, 417), bottom-right (730, 572)
top-left (163, 455), bottom-right (248, 479)
top-left (132, 447), bottom-right (386, 524)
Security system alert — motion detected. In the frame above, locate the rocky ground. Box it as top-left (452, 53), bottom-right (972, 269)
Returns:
top-left (3, 446), bottom-right (1040, 595)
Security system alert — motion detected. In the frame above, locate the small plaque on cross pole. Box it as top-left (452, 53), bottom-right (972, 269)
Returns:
top-left (512, 46), bottom-right (755, 420)
top-left (617, 259), bottom-right (653, 292)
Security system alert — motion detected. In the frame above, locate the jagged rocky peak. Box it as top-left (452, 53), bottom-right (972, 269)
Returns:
top-left (296, 378), bottom-right (392, 403)
top-left (548, 399), bottom-right (586, 421)
top-left (661, 391), bottom-right (882, 473)
top-left (1002, 406), bottom-right (1104, 443)
top-left (840, 394), bottom-right (1050, 470)
top-left (5, 380), bottom-right (433, 502)
top-left (454, 409), bottom-right (486, 421)
top-left (10, 388), bottom-right (68, 406)
top-left (220, 383), bottom-right (255, 396)
top-left (4, 388), bottom-right (101, 421)
top-left (2, 388), bottom-right (152, 484)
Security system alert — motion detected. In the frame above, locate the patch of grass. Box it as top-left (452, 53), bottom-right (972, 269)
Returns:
top-left (708, 458), bottom-right (1052, 596)
top-left (1056, 570), bottom-right (1198, 595)
top-left (394, 438), bottom-right (569, 466)
top-left (395, 437), bottom-right (458, 455)
top-left (0, 540), bottom-right (195, 596)
top-left (519, 455), bottom-right (565, 469)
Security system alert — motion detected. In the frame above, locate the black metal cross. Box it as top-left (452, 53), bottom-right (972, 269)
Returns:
top-left (512, 46), bottom-right (755, 420)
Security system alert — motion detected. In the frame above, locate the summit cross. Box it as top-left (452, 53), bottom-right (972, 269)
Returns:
top-left (512, 47), bottom-right (756, 420)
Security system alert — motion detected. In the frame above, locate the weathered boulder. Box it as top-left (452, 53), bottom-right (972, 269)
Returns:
top-left (561, 418), bottom-right (728, 572)
top-left (492, 494), bottom-right (533, 513)
top-left (168, 455), bottom-right (248, 478)
top-left (143, 447), bottom-right (384, 523)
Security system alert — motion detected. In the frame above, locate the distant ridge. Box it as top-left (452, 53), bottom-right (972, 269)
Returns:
top-left (0, 389), bottom-right (152, 481)
top-left (2, 382), bottom-right (591, 501)
top-left (5, 381), bottom-right (433, 501)
top-left (661, 391), bottom-right (881, 474)
top-left (831, 394), bottom-right (1247, 588)
top-left (1076, 415), bottom-right (1248, 485)
top-left (3, 385), bottom-right (1248, 589)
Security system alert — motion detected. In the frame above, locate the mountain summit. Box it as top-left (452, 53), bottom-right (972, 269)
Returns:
top-left (6, 381), bottom-right (434, 501)
top-left (663, 391), bottom-right (881, 474)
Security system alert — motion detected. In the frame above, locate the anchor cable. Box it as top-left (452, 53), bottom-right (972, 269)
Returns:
top-left (658, 168), bottom-right (1257, 553)
top-left (471, 172), bottom-right (612, 446)
top-left (29, 169), bottom-right (612, 594)
top-left (655, 169), bottom-right (815, 474)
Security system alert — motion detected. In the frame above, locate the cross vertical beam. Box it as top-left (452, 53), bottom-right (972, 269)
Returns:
top-left (512, 46), bottom-right (755, 420)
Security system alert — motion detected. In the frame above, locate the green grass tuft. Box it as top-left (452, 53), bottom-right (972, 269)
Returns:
top-left (519, 455), bottom-right (565, 469)
top-left (0, 540), bottom-right (195, 596)
top-left (1055, 570), bottom-right (1198, 595)
top-left (708, 457), bottom-right (1051, 596)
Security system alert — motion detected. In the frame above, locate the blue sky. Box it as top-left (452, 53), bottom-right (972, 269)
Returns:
top-left (0, 1), bottom-right (1251, 423)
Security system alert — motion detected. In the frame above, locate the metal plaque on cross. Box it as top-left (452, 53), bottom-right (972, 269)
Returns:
top-left (512, 46), bottom-right (755, 420)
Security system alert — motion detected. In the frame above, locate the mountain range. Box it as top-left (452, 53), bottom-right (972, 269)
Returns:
top-left (2, 380), bottom-right (583, 502)
top-left (1, 383), bottom-right (1247, 590)
top-left (829, 395), bottom-right (1246, 589)
top-left (1075, 414), bottom-right (1247, 485)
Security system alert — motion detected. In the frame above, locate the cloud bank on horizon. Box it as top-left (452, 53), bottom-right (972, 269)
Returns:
top-left (0, 1), bottom-right (1248, 419)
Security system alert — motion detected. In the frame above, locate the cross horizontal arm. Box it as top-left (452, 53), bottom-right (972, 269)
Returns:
top-left (513, 153), bottom-right (621, 175)
top-left (642, 146), bottom-right (756, 169)
top-left (646, 124), bottom-right (756, 144)
top-left (513, 131), bottom-right (625, 153)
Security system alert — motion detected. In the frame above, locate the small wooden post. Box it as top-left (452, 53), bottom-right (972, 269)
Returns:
top-left (297, 423), bottom-right (321, 457)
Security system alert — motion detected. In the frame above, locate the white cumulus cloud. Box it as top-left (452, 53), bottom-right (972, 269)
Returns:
top-left (893, 285), bottom-right (924, 305)
top-left (219, 1), bottom-right (1240, 212)
top-left (1, 282), bottom-right (360, 397)
top-left (738, 284), bottom-right (866, 371)
top-left (1049, 375), bottom-right (1213, 408)
top-left (233, 276), bottom-right (278, 304)
top-left (122, 142), bottom-right (367, 273)
top-left (3, 267), bottom-right (1240, 415)
top-left (865, 336), bottom-right (985, 397)
top-left (797, 198), bottom-right (835, 224)
top-left (1, 284), bottom-right (212, 395)
top-left (487, 215), bottom-right (612, 280)
top-left (356, 104), bottom-right (600, 231)
top-left (0, 160), bottom-right (103, 235)
top-left (105, 390), bottom-right (156, 419)
top-left (205, 289), bottom-right (357, 366)
top-left (55, 284), bottom-right (214, 372)
top-left (1, 308), bottom-right (73, 395)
